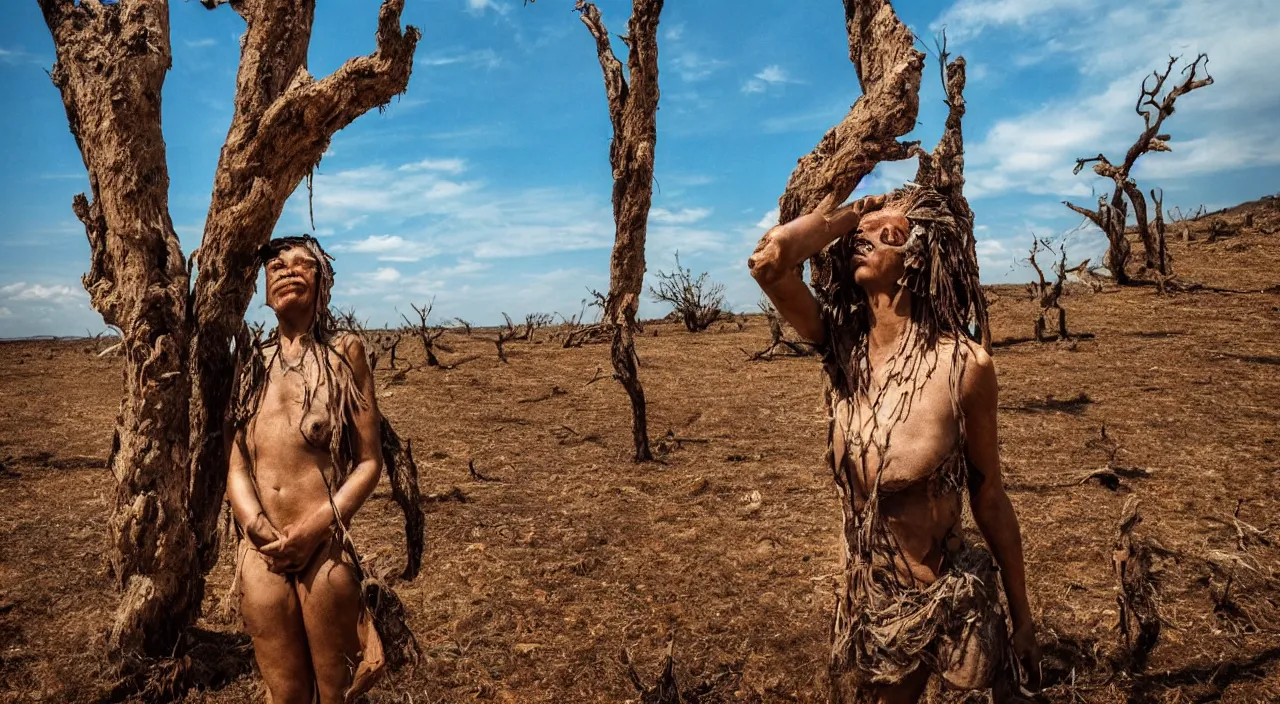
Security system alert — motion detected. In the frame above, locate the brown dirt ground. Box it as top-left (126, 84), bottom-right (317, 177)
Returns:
top-left (1, 199), bottom-right (1278, 703)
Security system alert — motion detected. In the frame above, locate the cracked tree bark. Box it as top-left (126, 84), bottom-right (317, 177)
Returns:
top-left (576, 0), bottom-right (663, 462)
top-left (775, 0), bottom-right (923, 293)
top-left (39, 0), bottom-right (419, 671)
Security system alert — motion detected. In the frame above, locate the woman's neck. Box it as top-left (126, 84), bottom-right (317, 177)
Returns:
top-left (864, 284), bottom-right (914, 359)
top-left (275, 307), bottom-right (315, 351)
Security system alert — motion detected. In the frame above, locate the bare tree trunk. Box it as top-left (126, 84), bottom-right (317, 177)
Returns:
top-left (912, 49), bottom-right (989, 351)
top-left (777, 0), bottom-right (923, 291)
top-left (1150, 188), bottom-right (1170, 276)
top-left (1122, 182), bottom-right (1157, 272)
top-left (577, 0), bottom-right (663, 462)
top-left (39, 0), bottom-right (199, 664)
top-left (188, 0), bottom-right (420, 572)
top-left (41, 0), bottom-right (420, 671)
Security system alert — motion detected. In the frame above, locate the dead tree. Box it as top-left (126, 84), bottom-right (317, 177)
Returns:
top-left (494, 324), bottom-right (519, 364)
top-left (38, 0), bottom-right (419, 669)
top-left (1026, 236), bottom-right (1072, 341)
top-left (1168, 205), bottom-right (1203, 243)
top-left (378, 331), bottom-right (403, 370)
top-left (575, 0), bottom-right (663, 462)
top-left (512, 312), bottom-right (554, 341)
top-left (1064, 55), bottom-right (1213, 283)
top-left (561, 294), bottom-right (611, 348)
top-left (452, 317), bottom-right (473, 335)
top-left (402, 301), bottom-right (448, 368)
top-left (648, 252), bottom-right (724, 332)
top-left (745, 298), bottom-right (815, 361)
top-left (1113, 497), bottom-right (1161, 671)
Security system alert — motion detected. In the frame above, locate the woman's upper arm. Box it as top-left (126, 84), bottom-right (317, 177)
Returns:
top-left (962, 345), bottom-right (1003, 498)
top-left (339, 335), bottom-right (383, 468)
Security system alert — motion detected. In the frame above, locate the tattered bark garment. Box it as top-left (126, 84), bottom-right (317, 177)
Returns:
top-left (817, 311), bottom-right (1009, 697)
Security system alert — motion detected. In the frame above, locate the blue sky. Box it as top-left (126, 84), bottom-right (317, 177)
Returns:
top-left (1, 0), bottom-right (1277, 336)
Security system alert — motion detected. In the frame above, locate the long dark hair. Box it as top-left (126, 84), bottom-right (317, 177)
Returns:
top-left (817, 185), bottom-right (988, 399)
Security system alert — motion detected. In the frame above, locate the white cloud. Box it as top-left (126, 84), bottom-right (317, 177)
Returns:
top-left (421, 49), bottom-right (501, 69)
top-left (956, 0), bottom-right (1280, 199)
top-left (0, 307), bottom-right (11, 318)
top-left (331, 234), bottom-right (441, 263)
top-left (664, 24), bottom-right (686, 42)
top-left (649, 207), bottom-right (710, 225)
top-left (671, 51), bottom-right (729, 82)
top-left (397, 158), bottom-right (467, 174)
top-left (371, 268), bottom-right (402, 284)
top-left (754, 208), bottom-right (780, 230)
top-left (287, 162), bottom-right (616, 262)
top-left (742, 64), bottom-right (798, 94)
top-left (760, 102), bottom-right (848, 134)
top-left (184, 38), bottom-right (218, 49)
top-left (668, 173), bottom-right (714, 188)
top-left (0, 46), bottom-right (46, 67)
top-left (466, 0), bottom-right (510, 16)
top-left (931, 0), bottom-right (1097, 41)
top-left (0, 282), bottom-right (84, 304)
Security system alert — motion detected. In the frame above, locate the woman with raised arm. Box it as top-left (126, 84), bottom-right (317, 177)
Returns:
top-left (227, 235), bottom-right (385, 704)
top-left (749, 190), bottom-right (1039, 703)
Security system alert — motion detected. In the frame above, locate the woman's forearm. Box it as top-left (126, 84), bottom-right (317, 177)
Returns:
top-left (974, 492), bottom-right (1034, 630)
top-left (299, 458), bottom-right (381, 535)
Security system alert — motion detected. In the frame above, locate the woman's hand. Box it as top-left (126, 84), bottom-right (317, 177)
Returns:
top-left (245, 511), bottom-right (280, 550)
top-left (259, 520), bottom-right (329, 574)
top-left (1011, 621), bottom-right (1042, 690)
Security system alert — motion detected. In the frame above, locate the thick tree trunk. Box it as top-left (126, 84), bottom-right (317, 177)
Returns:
top-left (577, 0), bottom-right (663, 462)
top-left (39, 0), bottom-right (200, 664)
top-left (776, 0), bottom-right (924, 290)
top-left (188, 0), bottom-right (421, 571)
top-left (42, 0), bottom-right (421, 671)
top-left (1105, 192), bottom-right (1133, 285)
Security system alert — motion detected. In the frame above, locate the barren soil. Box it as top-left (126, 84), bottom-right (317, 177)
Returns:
top-left (2, 199), bottom-right (1279, 703)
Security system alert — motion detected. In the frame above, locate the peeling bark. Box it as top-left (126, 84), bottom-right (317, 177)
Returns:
top-left (39, 0), bottom-right (198, 665)
top-left (776, 0), bottom-right (923, 291)
top-left (39, 0), bottom-right (420, 671)
top-left (576, 0), bottom-right (663, 462)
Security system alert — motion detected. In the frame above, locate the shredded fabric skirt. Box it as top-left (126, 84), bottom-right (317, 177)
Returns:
top-left (830, 540), bottom-right (1010, 696)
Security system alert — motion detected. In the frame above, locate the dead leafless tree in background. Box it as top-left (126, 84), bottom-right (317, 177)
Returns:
top-left (1064, 55), bottom-right (1212, 284)
top-left (575, 0), bottom-right (663, 462)
top-left (379, 331), bottom-right (403, 370)
top-left (452, 317), bottom-right (473, 335)
top-left (561, 293), bottom-right (611, 348)
top-left (402, 301), bottom-right (449, 368)
top-left (37, 0), bottom-right (419, 670)
top-left (648, 252), bottom-right (724, 333)
top-left (1169, 204), bottom-right (1207, 243)
top-left (745, 299), bottom-right (815, 361)
top-left (504, 312), bottom-right (554, 342)
top-left (1026, 237), bottom-right (1074, 341)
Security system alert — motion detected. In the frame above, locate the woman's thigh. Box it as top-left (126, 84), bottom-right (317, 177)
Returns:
top-left (239, 545), bottom-right (314, 704)
top-left (298, 539), bottom-right (365, 704)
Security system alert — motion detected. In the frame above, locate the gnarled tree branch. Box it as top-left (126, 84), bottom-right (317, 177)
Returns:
top-left (776, 0), bottom-right (924, 289)
top-left (188, 0), bottom-right (420, 572)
